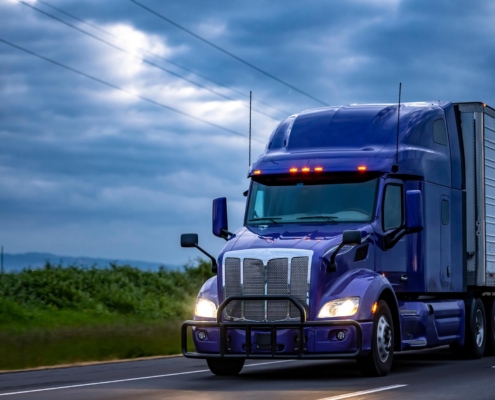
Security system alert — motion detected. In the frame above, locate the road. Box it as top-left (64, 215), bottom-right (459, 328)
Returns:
top-left (0, 348), bottom-right (494, 399)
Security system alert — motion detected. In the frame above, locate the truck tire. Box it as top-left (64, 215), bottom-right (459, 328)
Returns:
top-left (451, 298), bottom-right (486, 359)
top-left (484, 298), bottom-right (495, 356)
top-left (357, 300), bottom-right (394, 377)
top-left (206, 358), bottom-right (245, 376)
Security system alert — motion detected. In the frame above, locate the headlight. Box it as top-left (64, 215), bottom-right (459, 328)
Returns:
top-left (317, 297), bottom-right (360, 318)
top-left (195, 298), bottom-right (217, 318)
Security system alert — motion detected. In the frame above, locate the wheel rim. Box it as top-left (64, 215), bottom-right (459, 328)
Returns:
top-left (475, 309), bottom-right (484, 348)
top-left (377, 315), bottom-right (392, 362)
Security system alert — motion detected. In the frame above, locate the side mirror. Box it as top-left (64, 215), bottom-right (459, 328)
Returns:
top-left (181, 233), bottom-right (198, 248)
top-left (405, 190), bottom-right (423, 232)
top-left (328, 230), bottom-right (362, 272)
top-left (180, 233), bottom-right (218, 274)
top-left (212, 197), bottom-right (231, 239)
top-left (342, 230), bottom-right (362, 246)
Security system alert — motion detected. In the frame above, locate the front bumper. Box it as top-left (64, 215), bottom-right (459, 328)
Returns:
top-left (182, 295), bottom-right (366, 359)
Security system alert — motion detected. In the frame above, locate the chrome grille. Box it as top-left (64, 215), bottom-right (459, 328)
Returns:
top-left (290, 257), bottom-right (310, 319)
top-left (267, 258), bottom-right (289, 321)
top-left (243, 259), bottom-right (265, 321)
top-left (222, 250), bottom-right (311, 322)
top-left (224, 257), bottom-right (242, 318)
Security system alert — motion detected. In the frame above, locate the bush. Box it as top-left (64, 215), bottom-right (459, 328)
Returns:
top-left (0, 258), bottom-right (214, 325)
top-left (0, 259), bottom-right (215, 369)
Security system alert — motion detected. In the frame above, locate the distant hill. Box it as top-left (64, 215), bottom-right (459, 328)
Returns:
top-left (1, 252), bottom-right (181, 272)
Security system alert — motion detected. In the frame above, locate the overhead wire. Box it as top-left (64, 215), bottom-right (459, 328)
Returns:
top-left (0, 37), bottom-right (266, 143)
top-left (130, 0), bottom-right (329, 107)
top-left (17, 0), bottom-right (281, 122)
top-left (37, 0), bottom-right (292, 117)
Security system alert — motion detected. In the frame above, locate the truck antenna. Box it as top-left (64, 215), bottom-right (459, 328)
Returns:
top-left (249, 91), bottom-right (252, 167)
top-left (392, 82), bottom-right (401, 173)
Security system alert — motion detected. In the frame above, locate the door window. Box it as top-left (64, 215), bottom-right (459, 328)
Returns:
top-left (383, 184), bottom-right (403, 231)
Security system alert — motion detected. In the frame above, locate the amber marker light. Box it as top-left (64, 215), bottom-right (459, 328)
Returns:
top-left (314, 167), bottom-right (323, 172)
top-left (254, 170), bottom-right (261, 175)
top-left (289, 168), bottom-right (298, 173)
top-left (302, 167), bottom-right (310, 172)
top-left (372, 302), bottom-right (378, 314)
top-left (357, 166), bottom-right (367, 171)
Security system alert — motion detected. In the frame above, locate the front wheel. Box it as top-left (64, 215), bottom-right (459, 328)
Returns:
top-left (206, 358), bottom-right (245, 376)
top-left (357, 300), bottom-right (394, 377)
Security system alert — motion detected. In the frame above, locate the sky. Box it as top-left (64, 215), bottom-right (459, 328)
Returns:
top-left (1, 0), bottom-right (495, 266)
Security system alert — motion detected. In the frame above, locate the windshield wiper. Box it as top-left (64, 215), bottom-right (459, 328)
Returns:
top-left (248, 217), bottom-right (282, 224)
top-left (297, 215), bottom-right (338, 222)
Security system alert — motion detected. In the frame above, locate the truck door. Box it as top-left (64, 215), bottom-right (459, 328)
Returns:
top-left (379, 181), bottom-right (407, 284)
top-left (440, 196), bottom-right (452, 285)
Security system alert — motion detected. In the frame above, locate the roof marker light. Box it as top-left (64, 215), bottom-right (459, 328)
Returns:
top-left (314, 167), bottom-right (323, 172)
top-left (357, 166), bottom-right (367, 171)
top-left (290, 168), bottom-right (298, 173)
top-left (302, 167), bottom-right (310, 172)
top-left (254, 170), bottom-right (261, 175)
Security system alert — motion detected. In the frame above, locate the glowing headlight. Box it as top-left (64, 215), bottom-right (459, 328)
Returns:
top-left (195, 298), bottom-right (217, 318)
top-left (317, 297), bottom-right (360, 318)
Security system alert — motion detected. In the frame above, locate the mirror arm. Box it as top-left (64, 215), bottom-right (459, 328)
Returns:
top-left (327, 243), bottom-right (345, 272)
top-left (220, 228), bottom-right (234, 241)
top-left (385, 226), bottom-right (424, 249)
top-left (194, 244), bottom-right (218, 273)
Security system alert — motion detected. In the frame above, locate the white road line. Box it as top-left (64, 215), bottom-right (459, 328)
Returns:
top-left (318, 384), bottom-right (408, 400)
top-left (0, 360), bottom-right (294, 397)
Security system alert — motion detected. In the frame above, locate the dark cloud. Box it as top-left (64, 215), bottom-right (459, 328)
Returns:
top-left (1, 0), bottom-right (495, 264)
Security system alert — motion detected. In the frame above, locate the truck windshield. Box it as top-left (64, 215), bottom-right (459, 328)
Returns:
top-left (246, 177), bottom-right (378, 225)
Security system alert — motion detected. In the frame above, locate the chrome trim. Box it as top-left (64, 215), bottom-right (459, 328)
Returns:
top-left (399, 310), bottom-right (419, 316)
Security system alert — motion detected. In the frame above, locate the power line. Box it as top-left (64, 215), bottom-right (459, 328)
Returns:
top-left (0, 37), bottom-right (267, 143)
top-left (17, 0), bottom-right (281, 122)
top-left (130, 0), bottom-right (329, 107)
top-left (37, 0), bottom-right (115, 39)
top-left (37, 0), bottom-right (292, 117)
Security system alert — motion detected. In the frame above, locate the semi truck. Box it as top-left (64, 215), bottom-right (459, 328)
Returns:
top-left (180, 101), bottom-right (495, 376)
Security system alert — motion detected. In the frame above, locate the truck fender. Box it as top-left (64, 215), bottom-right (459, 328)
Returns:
top-left (319, 268), bottom-right (401, 349)
top-left (197, 276), bottom-right (219, 305)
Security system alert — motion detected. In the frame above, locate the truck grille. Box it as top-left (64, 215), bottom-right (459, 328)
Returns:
top-left (222, 250), bottom-right (312, 322)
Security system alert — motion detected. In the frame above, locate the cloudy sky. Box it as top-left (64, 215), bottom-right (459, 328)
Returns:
top-left (1, 0), bottom-right (495, 266)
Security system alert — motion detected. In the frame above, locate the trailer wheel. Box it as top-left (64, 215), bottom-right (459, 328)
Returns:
top-left (484, 298), bottom-right (495, 356)
top-left (451, 298), bottom-right (486, 359)
top-left (206, 358), bottom-right (245, 376)
top-left (357, 300), bottom-right (394, 377)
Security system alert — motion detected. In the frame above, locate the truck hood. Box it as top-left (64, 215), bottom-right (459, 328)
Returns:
top-left (219, 223), bottom-right (375, 320)
top-left (227, 224), bottom-right (364, 252)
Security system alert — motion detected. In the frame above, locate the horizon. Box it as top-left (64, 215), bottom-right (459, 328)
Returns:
top-left (2, 0), bottom-right (495, 265)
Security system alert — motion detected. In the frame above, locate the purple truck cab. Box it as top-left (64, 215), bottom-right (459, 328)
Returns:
top-left (181, 102), bottom-right (495, 377)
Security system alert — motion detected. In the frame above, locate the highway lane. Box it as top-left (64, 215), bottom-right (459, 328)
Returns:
top-left (0, 348), bottom-right (494, 399)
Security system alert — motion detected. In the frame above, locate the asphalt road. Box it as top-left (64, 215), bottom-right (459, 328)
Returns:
top-left (0, 347), bottom-right (494, 399)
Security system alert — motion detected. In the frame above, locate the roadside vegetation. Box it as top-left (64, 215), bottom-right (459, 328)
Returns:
top-left (0, 259), bottom-right (213, 370)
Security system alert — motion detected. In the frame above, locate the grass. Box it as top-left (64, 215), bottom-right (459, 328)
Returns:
top-left (0, 259), bottom-right (213, 370)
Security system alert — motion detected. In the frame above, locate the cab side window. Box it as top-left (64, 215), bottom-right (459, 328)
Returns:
top-left (433, 119), bottom-right (448, 146)
top-left (383, 184), bottom-right (403, 231)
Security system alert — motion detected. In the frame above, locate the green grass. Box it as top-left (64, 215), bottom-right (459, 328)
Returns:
top-left (0, 259), bottom-right (213, 370)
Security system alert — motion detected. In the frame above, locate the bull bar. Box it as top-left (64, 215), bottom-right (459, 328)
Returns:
top-left (181, 295), bottom-right (363, 359)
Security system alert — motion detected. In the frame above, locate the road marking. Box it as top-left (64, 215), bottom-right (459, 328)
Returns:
top-left (318, 384), bottom-right (408, 400)
top-left (0, 360), bottom-right (294, 397)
